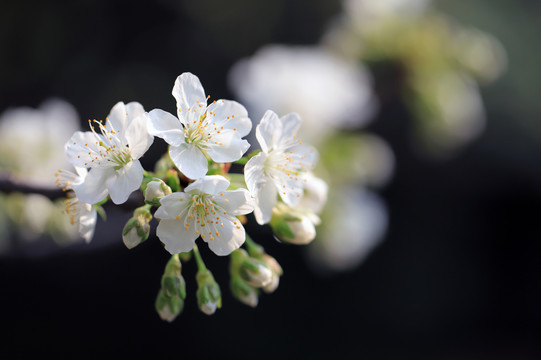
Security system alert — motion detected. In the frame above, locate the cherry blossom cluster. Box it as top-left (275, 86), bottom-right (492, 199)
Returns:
top-left (56, 72), bottom-right (328, 320)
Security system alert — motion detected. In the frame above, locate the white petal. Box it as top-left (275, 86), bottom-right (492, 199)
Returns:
top-left (78, 204), bottom-right (97, 243)
top-left (205, 100), bottom-right (252, 137)
top-left (147, 109), bottom-right (185, 147)
top-left (125, 114), bottom-right (154, 159)
top-left (155, 192), bottom-right (191, 219)
top-left (254, 179), bottom-right (277, 225)
top-left (156, 219), bottom-right (198, 254)
top-left (244, 152), bottom-right (267, 196)
top-left (274, 173), bottom-right (303, 207)
top-left (185, 175), bottom-right (229, 195)
top-left (204, 215), bottom-right (245, 256)
top-left (256, 110), bottom-right (282, 153)
top-left (125, 102), bottom-right (145, 119)
top-left (65, 131), bottom-right (103, 168)
top-left (290, 143), bottom-right (319, 168)
top-left (72, 167), bottom-right (112, 204)
top-left (106, 102), bottom-right (129, 139)
top-left (279, 112), bottom-right (302, 142)
top-left (299, 173), bottom-right (328, 214)
top-left (106, 160), bottom-right (144, 204)
top-left (172, 72), bottom-right (207, 122)
top-left (213, 188), bottom-right (254, 216)
top-left (169, 143), bottom-right (208, 180)
top-left (205, 132), bottom-right (250, 163)
top-left (74, 166), bottom-right (88, 179)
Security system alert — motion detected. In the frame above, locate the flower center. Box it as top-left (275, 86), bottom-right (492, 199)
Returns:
top-left (184, 114), bottom-right (210, 147)
top-left (88, 119), bottom-right (132, 168)
top-left (177, 193), bottom-right (227, 241)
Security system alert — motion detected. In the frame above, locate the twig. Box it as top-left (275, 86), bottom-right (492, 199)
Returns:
top-left (0, 172), bottom-right (143, 210)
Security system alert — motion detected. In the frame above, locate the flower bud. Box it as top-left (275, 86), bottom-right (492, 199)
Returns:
top-left (122, 205), bottom-right (152, 249)
top-left (260, 254), bottom-right (283, 294)
top-left (232, 249), bottom-right (273, 288)
top-left (144, 179), bottom-right (172, 206)
top-left (270, 209), bottom-right (318, 245)
top-left (155, 254), bottom-right (186, 322)
top-left (230, 277), bottom-right (259, 308)
top-left (195, 269), bottom-right (222, 315)
top-left (283, 216), bottom-right (316, 245)
top-left (155, 289), bottom-right (184, 322)
top-left (240, 259), bottom-right (273, 288)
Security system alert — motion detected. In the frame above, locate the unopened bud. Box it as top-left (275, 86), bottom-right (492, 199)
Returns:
top-left (241, 259), bottom-right (273, 288)
top-left (196, 269), bottom-right (222, 315)
top-left (232, 249), bottom-right (273, 288)
top-left (155, 289), bottom-right (184, 322)
top-left (271, 209), bottom-right (317, 245)
top-left (230, 277), bottom-right (259, 308)
top-left (144, 179), bottom-right (172, 206)
top-left (161, 273), bottom-right (186, 299)
top-left (260, 254), bottom-right (283, 294)
top-left (122, 205), bottom-right (152, 249)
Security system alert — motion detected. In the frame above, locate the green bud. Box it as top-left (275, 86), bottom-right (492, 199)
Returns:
top-left (240, 258), bottom-right (273, 288)
top-left (196, 270), bottom-right (222, 315)
top-left (230, 277), bottom-right (259, 308)
top-left (231, 248), bottom-right (273, 288)
top-left (122, 205), bottom-right (152, 249)
top-left (161, 254), bottom-right (186, 299)
top-left (161, 273), bottom-right (186, 299)
top-left (270, 207), bottom-right (316, 245)
top-left (144, 179), bottom-right (172, 206)
top-left (155, 289), bottom-right (184, 322)
top-left (260, 254), bottom-right (283, 294)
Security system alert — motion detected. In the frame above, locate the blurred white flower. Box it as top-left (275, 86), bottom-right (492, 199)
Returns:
top-left (147, 72), bottom-right (252, 180)
top-left (344, 0), bottom-right (431, 23)
top-left (0, 98), bottom-right (80, 187)
top-left (452, 26), bottom-right (508, 84)
top-left (228, 44), bottom-right (376, 145)
top-left (413, 71), bottom-right (485, 155)
top-left (65, 101), bottom-right (153, 205)
top-left (308, 187), bottom-right (388, 273)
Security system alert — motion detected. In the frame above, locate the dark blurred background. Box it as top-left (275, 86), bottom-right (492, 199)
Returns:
top-left (2, 0), bottom-right (541, 359)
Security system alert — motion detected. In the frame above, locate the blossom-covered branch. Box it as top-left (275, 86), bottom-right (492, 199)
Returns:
top-left (47, 72), bottom-right (329, 321)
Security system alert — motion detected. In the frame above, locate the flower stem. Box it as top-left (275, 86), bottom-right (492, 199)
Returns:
top-left (244, 234), bottom-right (264, 257)
top-left (192, 244), bottom-right (207, 272)
top-left (232, 157), bottom-right (248, 165)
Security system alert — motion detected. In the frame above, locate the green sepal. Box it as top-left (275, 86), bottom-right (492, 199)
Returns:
top-left (271, 219), bottom-right (295, 240)
top-left (167, 294), bottom-right (184, 315)
top-left (95, 196), bottom-right (109, 207)
top-left (161, 273), bottom-right (186, 300)
top-left (230, 276), bottom-right (257, 299)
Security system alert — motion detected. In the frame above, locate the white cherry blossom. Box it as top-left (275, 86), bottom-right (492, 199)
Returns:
top-left (154, 175), bottom-right (254, 256)
top-left (65, 101), bottom-right (153, 205)
top-left (147, 72), bottom-right (252, 180)
top-left (55, 166), bottom-right (97, 243)
top-left (244, 110), bottom-right (318, 225)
